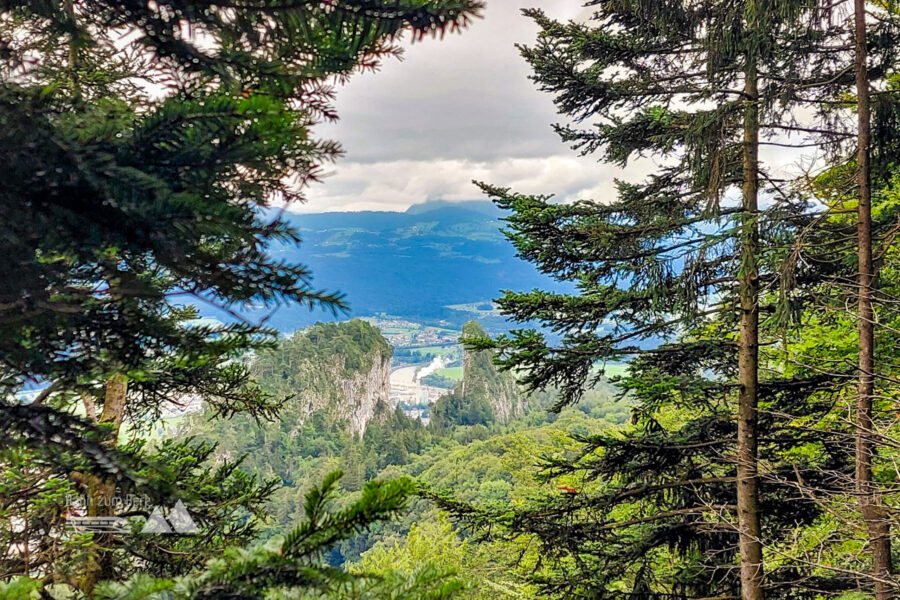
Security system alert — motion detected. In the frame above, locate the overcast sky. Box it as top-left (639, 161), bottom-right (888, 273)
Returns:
top-left (295, 0), bottom-right (651, 213)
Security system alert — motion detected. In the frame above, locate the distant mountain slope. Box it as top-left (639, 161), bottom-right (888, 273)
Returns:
top-left (204, 201), bottom-right (564, 332)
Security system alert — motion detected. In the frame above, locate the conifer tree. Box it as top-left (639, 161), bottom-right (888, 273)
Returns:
top-left (4, 472), bottom-right (464, 600)
top-left (767, 163), bottom-right (900, 596)
top-left (0, 0), bottom-right (481, 431)
top-left (0, 0), bottom-right (481, 595)
top-left (852, 0), bottom-right (892, 594)
top-left (767, 1), bottom-right (900, 591)
top-left (440, 1), bottom-right (900, 597)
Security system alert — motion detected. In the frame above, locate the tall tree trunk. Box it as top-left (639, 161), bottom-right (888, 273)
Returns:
top-left (853, 1), bottom-right (892, 596)
top-left (99, 373), bottom-right (128, 435)
top-left (738, 11), bottom-right (764, 600)
top-left (79, 374), bottom-right (128, 598)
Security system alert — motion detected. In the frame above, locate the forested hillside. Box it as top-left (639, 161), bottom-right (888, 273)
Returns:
top-left (6, 0), bottom-right (900, 598)
top-left (429, 321), bottom-right (528, 430)
top-left (201, 202), bottom-right (570, 332)
top-left (184, 320), bottom-right (630, 580)
top-left (184, 320), bottom-right (626, 554)
top-left (251, 320), bottom-right (393, 437)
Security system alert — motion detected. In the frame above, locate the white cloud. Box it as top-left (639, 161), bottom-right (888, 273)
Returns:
top-left (313, 0), bottom-right (571, 163)
top-left (284, 0), bottom-right (837, 214)
top-left (294, 154), bottom-right (656, 213)
top-left (283, 0), bottom-right (625, 213)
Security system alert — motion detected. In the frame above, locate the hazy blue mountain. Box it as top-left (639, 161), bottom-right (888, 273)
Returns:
top-left (200, 200), bottom-right (564, 333)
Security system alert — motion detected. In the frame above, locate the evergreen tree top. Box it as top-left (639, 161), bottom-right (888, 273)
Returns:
top-left (0, 0), bottom-right (482, 395)
top-left (0, 0), bottom-right (482, 523)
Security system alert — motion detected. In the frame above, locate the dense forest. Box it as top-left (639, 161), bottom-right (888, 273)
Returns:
top-left (173, 318), bottom-right (627, 597)
top-left (4, 0), bottom-right (900, 599)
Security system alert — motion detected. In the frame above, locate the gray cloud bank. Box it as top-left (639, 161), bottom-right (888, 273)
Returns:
top-left (295, 1), bottom-right (635, 213)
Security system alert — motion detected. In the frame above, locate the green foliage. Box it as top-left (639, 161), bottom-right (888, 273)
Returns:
top-left (429, 2), bottom-right (900, 598)
top-left (355, 517), bottom-right (531, 600)
top-left (0, 577), bottom-right (42, 600)
top-left (254, 320), bottom-right (392, 393)
top-left (430, 321), bottom-right (525, 432)
top-left (82, 473), bottom-right (461, 600)
top-left (0, 435), bottom-right (278, 584)
top-left (0, 0), bottom-right (482, 595)
top-left (429, 389), bottom-right (495, 433)
top-left (180, 324), bottom-right (630, 578)
top-left (0, 0), bottom-right (482, 444)
top-left (421, 373), bottom-right (457, 389)
top-left (184, 320), bottom-right (437, 550)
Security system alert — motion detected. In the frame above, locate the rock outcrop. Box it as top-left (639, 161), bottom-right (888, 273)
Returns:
top-left (459, 321), bottom-right (525, 424)
top-left (341, 354), bottom-right (391, 437)
top-left (429, 321), bottom-right (526, 431)
top-left (252, 319), bottom-right (392, 437)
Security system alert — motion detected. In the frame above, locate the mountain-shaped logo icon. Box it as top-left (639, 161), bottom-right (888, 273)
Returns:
top-left (140, 507), bottom-right (172, 534)
top-left (140, 501), bottom-right (199, 535)
top-left (168, 500), bottom-right (199, 534)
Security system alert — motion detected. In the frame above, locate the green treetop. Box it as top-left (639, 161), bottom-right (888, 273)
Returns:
top-left (0, 0), bottom-right (482, 597)
top-left (442, 2), bottom-right (900, 598)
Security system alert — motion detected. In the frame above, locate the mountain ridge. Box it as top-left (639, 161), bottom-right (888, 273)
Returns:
top-left (203, 201), bottom-right (564, 332)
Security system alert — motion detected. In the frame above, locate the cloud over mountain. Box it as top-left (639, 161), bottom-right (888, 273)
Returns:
top-left (297, 0), bottom-right (637, 214)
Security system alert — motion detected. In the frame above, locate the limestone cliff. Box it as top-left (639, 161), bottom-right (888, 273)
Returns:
top-left (430, 321), bottom-right (526, 431)
top-left (252, 319), bottom-right (392, 437)
top-left (458, 321), bottom-right (525, 423)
